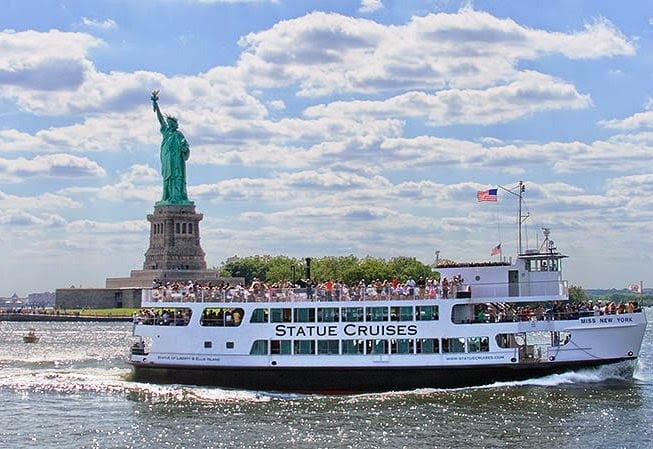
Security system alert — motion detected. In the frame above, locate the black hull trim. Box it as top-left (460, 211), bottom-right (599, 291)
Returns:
top-left (130, 358), bottom-right (635, 394)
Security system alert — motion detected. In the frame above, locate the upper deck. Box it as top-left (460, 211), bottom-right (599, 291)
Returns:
top-left (142, 279), bottom-right (568, 305)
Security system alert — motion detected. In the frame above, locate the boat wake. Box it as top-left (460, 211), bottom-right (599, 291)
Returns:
top-left (0, 358), bottom-right (645, 404)
top-left (487, 361), bottom-right (638, 388)
top-left (0, 365), bottom-right (301, 403)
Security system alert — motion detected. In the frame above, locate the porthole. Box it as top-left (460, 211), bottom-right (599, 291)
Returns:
top-left (475, 275), bottom-right (480, 281)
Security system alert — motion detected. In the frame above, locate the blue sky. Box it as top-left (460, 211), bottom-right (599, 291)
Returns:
top-left (1, 0), bottom-right (653, 296)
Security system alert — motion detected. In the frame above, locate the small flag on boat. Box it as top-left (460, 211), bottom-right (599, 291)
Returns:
top-left (628, 283), bottom-right (640, 292)
top-left (491, 243), bottom-right (501, 256)
top-left (477, 188), bottom-right (498, 202)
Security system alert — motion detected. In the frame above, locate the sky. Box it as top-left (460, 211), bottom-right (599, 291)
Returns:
top-left (1, 0), bottom-right (653, 296)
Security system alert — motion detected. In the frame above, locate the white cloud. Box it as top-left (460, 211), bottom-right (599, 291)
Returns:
top-left (0, 29), bottom-right (103, 93)
top-left (305, 71), bottom-right (591, 126)
top-left (0, 191), bottom-right (81, 210)
top-left (0, 154), bottom-right (106, 182)
top-left (599, 110), bottom-right (653, 130)
top-left (359, 0), bottom-right (383, 14)
top-left (60, 164), bottom-right (161, 204)
top-left (236, 10), bottom-right (634, 97)
top-left (81, 17), bottom-right (118, 30)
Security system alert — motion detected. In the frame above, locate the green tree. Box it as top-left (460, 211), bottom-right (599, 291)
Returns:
top-left (568, 285), bottom-right (589, 303)
top-left (219, 255), bottom-right (270, 284)
top-left (388, 256), bottom-right (433, 282)
top-left (358, 256), bottom-right (392, 283)
top-left (265, 255), bottom-right (302, 283)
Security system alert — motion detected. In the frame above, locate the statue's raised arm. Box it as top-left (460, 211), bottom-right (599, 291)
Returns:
top-left (151, 90), bottom-right (165, 128)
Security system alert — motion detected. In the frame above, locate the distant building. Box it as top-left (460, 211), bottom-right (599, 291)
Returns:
top-left (1, 293), bottom-right (24, 309)
top-left (26, 292), bottom-right (55, 308)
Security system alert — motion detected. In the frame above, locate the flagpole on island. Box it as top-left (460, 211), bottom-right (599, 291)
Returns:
top-left (497, 181), bottom-right (528, 255)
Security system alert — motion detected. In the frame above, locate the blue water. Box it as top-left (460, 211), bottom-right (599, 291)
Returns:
top-left (0, 309), bottom-right (651, 449)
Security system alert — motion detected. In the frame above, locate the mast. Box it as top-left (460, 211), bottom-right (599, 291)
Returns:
top-left (499, 181), bottom-right (528, 254)
top-left (518, 181), bottom-right (523, 255)
top-left (517, 181), bottom-right (526, 254)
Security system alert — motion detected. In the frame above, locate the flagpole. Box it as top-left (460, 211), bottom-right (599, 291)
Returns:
top-left (497, 181), bottom-right (528, 254)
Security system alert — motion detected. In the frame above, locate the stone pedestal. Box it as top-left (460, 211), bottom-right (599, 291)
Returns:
top-left (143, 203), bottom-right (207, 270)
top-left (103, 203), bottom-right (243, 291)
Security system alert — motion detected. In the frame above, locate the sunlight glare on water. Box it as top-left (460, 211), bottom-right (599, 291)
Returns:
top-left (0, 312), bottom-right (651, 449)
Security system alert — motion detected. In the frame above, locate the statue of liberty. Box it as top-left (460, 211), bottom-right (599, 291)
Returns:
top-left (151, 90), bottom-right (192, 205)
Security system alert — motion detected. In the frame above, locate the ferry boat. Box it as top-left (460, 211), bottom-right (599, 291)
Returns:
top-left (128, 187), bottom-right (647, 394)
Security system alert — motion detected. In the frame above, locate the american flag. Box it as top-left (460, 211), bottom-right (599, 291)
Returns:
top-left (477, 188), bottom-right (498, 202)
top-left (491, 243), bottom-right (501, 256)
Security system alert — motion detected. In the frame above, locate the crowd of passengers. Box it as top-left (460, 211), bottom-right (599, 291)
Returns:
top-left (133, 308), bottom-right (191, 326)
top-left (149, 276), bottom-right (470, 302)
top-left (471, 300), bottom-right (641, 323)
top-left (133, 307), bottom-right (245, 326)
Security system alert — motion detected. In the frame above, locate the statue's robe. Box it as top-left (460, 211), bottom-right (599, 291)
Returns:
top-left (160, 123), bottom-right (190, 204)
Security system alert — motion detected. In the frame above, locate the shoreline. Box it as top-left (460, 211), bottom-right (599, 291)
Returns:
top-left (0, 313), bottom-right (132, 322)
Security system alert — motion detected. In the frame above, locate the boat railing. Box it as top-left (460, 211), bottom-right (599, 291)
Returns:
top-left (141, 280), bottom-right (568, 304)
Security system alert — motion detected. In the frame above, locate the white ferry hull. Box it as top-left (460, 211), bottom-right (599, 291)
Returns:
top-left (129, 295), bottom-right (646, 393)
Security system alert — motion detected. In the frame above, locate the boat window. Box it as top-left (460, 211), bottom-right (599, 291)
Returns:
top-left (366, 339), bottom-right (388, 354)
top-left (496, 333), bottom-right (521, 348)
top-left (317, 340), bottom-right (340, 355)
top-left (226, 341), bottom-right (234, 349)
top-left (294, 308), bottom-right (315, 323)
top-left (366, 306), bottom-right (388, 322)
top-left (204, 341), bottom-right (212, 349)
top-left (527, 259), bottom-right (560, 272)
top-left (552, 331), bottom-right (572, 346)
top-left (416, 338), bottom-right (439, 354)
top-left (390, 339), bottom-right (414, 354)
top-left (442, 337), bottom-right (465, 353)
top-left (342, 339), bottom-right (365, 354)
top-left (135, 307), bottom-right (192, 326)
top-left (200, 308), bottom-right (244, 326)
top-left (294, 340), bottom-right (315, 355)
top-left (250, 308), bottom-right (269, 323)
top-left (342, 307), bottom-right (364, 322)
top-left (270, 340), bottom-right (291, 355)
top-left (317, 307), bottom-right (340, 322)
top-left (416, 305), bottom-right (439, 321)
top-left (249, 340), bottom-right (268, 355)
top-left (390, 306), bottom-right (413, 321)
top-left (467, 337), bottom-right (490, 352)
top-left (270, 308), bottom-right (292, 323)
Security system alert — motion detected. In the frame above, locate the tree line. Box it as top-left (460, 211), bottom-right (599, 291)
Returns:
top-left (216, 255), bottom-right (435, 286)
top-left (216, 256), bottom-right (651, 306)
top-left (569, 285), bottom-right (651, 306)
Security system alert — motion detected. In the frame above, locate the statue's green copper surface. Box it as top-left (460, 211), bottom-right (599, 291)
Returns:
top-left (151, 90), bottom-right (193, 206)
